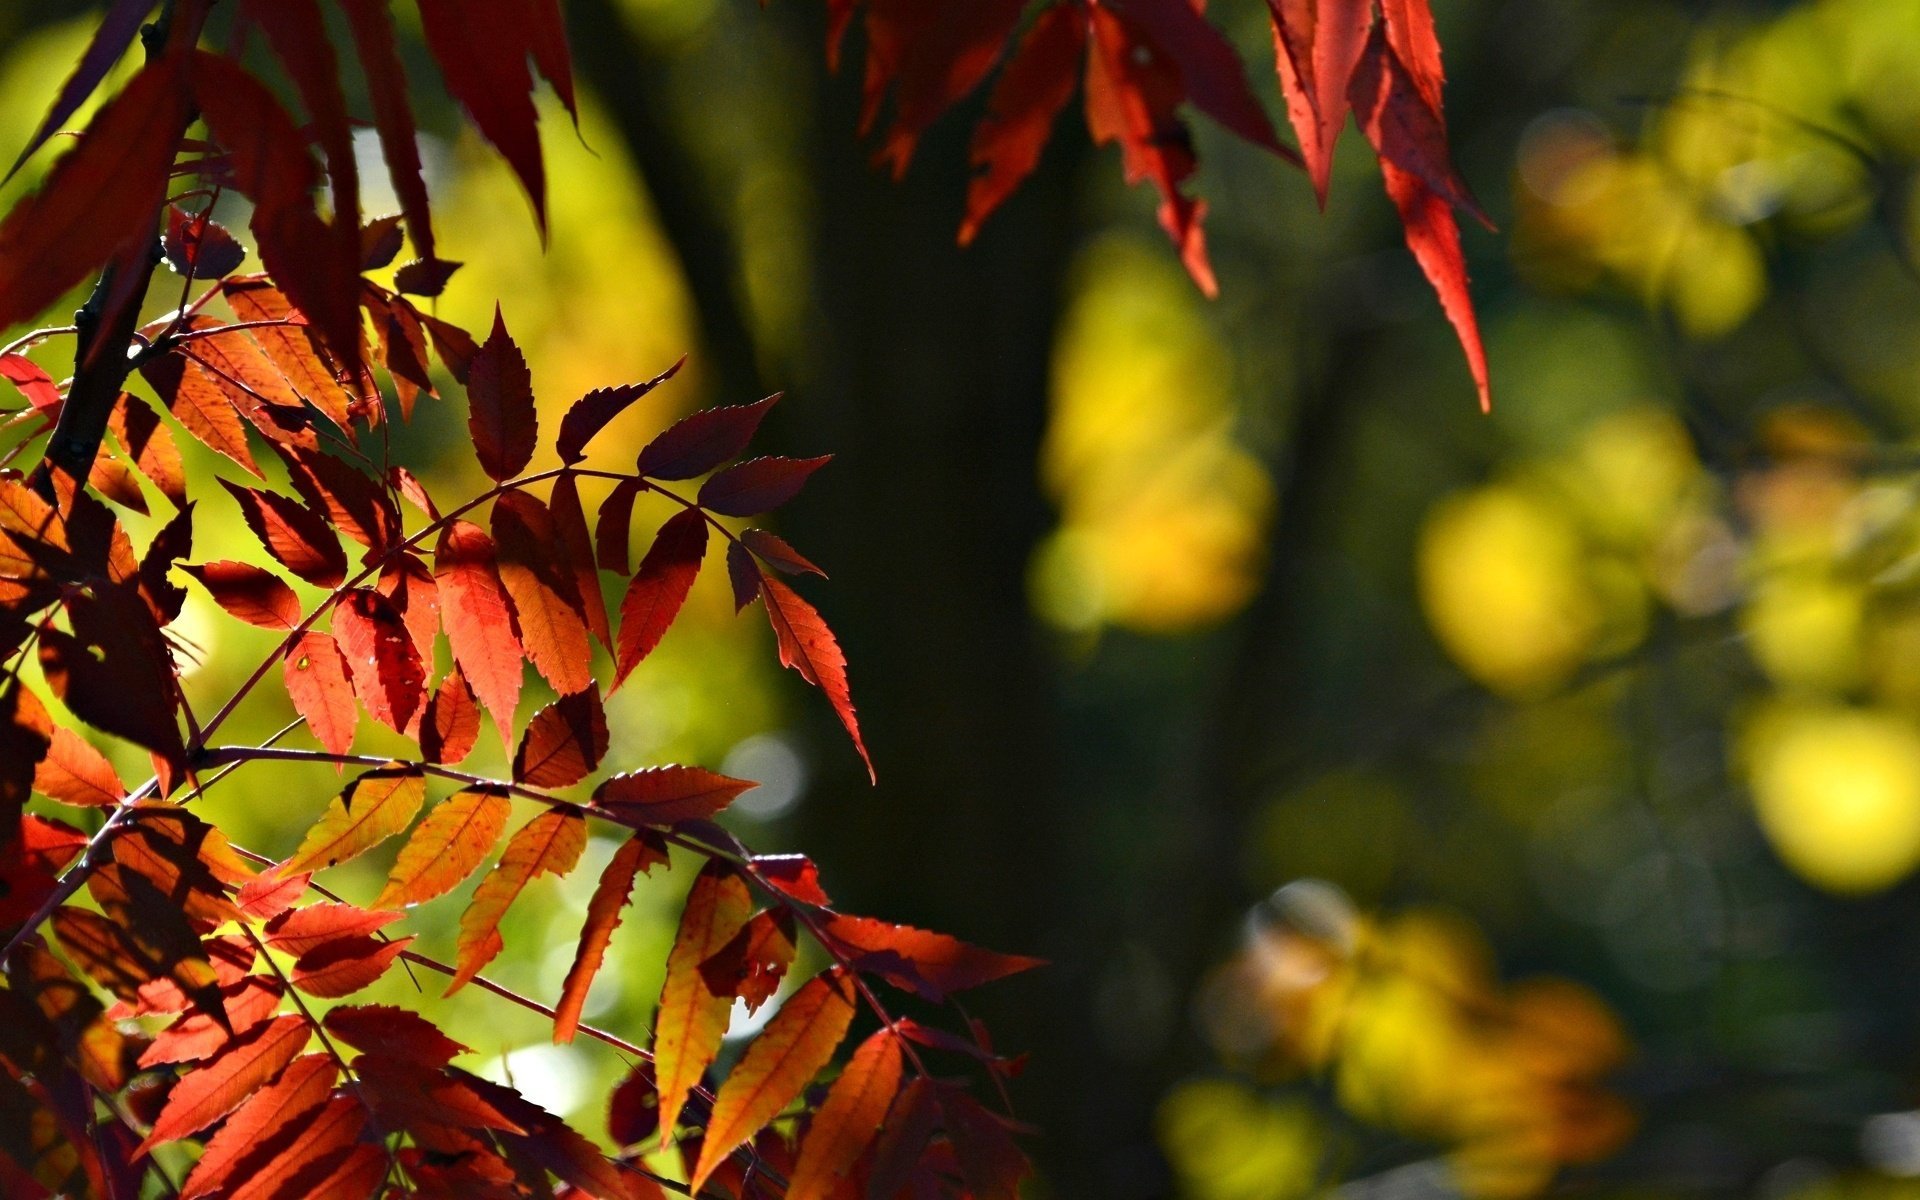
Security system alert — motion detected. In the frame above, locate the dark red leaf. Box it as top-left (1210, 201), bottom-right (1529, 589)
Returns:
top-left (40, 583), bottom-right (184, 767)
top-left (283, 632), bottom-right (358, 758)
top-left (753, 854), bottom-right (832, 908)
top-left (550, 472), bottom-right (612, 649)
top-left (819, 914), bottom-right (1042, 1002)
top-left (556, 356), bottom-right (685, 464)
top-left (332, 587), bottom-right (426, 734)
top-left (786, 1029), bottom-right (903, 1199)
top-left (176, 1052), bottom-right (336, 1200)
top-left (109, 393), bottom-right (186, 508)
top-left (360, 213), bottom-right (405, 269)
top-left (634, 394), bottom-right (778, 480)
top-left (394, 256), bottom-right (462, 296)
top-left (513, 686), bottom-right (608, 787)
top-left (417, 0), bottom-right (549, 228)
top-left (341, 0), bottom-right (437, 262)
top-left (698, 455), bottom-right (831, 517)
top-left (725, 540), bottom-right (760, 611)
top-left (6, 0), bottom-right (155, 180)
top-left (468, 306), bottom-right (538, 480)
top-left (859, 0), bottom-right (1027, 178)
top-left (377, 551), bottom-right (439, 662)
top-left (698, 909), bottom-right (795, 1014)
top-left (613, 508), bottom-right (707, 688)
top-left (740, 528), bottom-right (825, 577)
top-left (1108, 0), bottom-right (1288, 155)
top-left (182, 560), bottom-right (301, 630)
top-left (961, 4), bottom-right (1087, 245)
top-left (291, 933), bottom-right (413, 998)
top-left (592, 765), bottom-right (756, 828)
top-left (220, 479), bottom-right (346, 588)
top-left (936, 1085), bottom-right (1029, 1200)
top-left (435, 520), bottom-right (525, 749)
top-left (1347, 28), bottom-right (1484, 221)
top-left (594, 476), bottom-right (645, 574)
top-left (163, 205), bottom-right (248, 279)
top-left (324, 1004), bottom-right (469, 1068)
top-left (758, 573), bottom-right (873, 781)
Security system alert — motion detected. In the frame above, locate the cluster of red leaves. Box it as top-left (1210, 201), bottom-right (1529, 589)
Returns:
top-left (830, 0), bottom-right (1492, 408)
top-left (0, 3), bottom-right (1039, 1196)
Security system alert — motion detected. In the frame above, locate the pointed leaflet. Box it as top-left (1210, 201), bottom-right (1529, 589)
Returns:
top-left (140, 977), bottom-right (285, 1067)
top-left (466, 308), bottom-right (538, 480)
top-left (759, 573), bottom-right (874, 781)
top-left (109, 393), bottom-right (186, 508)
top-left (787, 1030), bottom-right (904, 1200)
top-left (419, 665), bottom-right (482, 766)
top-left (654, 861), bottom-right (752, 1145)
top-left (857, 0), bottom-right (1027, 177)
top-left (377, 552), bottom-right (439, 662)
top-left (137, 1014), bottom-right (311, 1152)
top-left (688, 970), bottom-right (857, 1193)
top-left (1381, 0), bottom-right (1445, 112)
top-left (592, 766), bottom-right (756, 828)
top-left (220, 480), bottom-right (346, 588)
top-left (553, 832), bottom-right (668, 1044)
top-left (755, 853), bottom-right (833, 908)
top-left (742, 528), bottom-right (825, 577)
top-left (551, 472), bottom-right (612, 648)
top-left (595, 476), bottom-right (645, 574)
top-left (448, 807), bottom-right (587, 993)
top-left (961, 4), bottom-right (1087, 245)
top-left (436, 520), bottom-right (524, 749)
top-left (372, 787), bottom-right (510, 906)
top-left (698, 455), bottom-right (832, 517)
top-left (33, 727), bottom-right (124, 807)
top-left (556, 357), bottom-right (686, 464)
top-left (140, 340), bottom-right (263, 477)
top-left (0, 354), bottom-right (59, 413)
top-left (0, 680), bottom-right (52, 823)
top-left (417, 0), bottom-right (549, 228)
top-left (177, 1053), bottom-right (336, 1200)
top-left (41, 582), bottom-right (185, 768)
top-left (1107, 0), bottom-right (1288, 156)
top-left (236, 871), bottom-right (310, 922)
top-left (939, 1085), bottom-right (1030, 1200)
top-left (514, 687), bottom-right (608, 787)
top-left (820, 914), bottom-right (1042, 1002)
top-left (6, 0), bottom-right (155, 178)
top-left (634, 394), bottom-right (778, 480)
top-left (0, 55), bottom-right (188, 331)
top-left (181, 560), bottom-right (300, 630)
top-left (219, 1097), bottom-right (368, 1200)
top-left (222, 276), bottom-right (361, 433)
top-left (1267, 0), bottom-right (1372, 204)
top-left (282, 765), bottom-right (425, 874)
top-left (324, 1004), bottom-right (469, 1068)
top-left (341, 0), bottom-right (436, 264)
top-left (287, 446), bottom-right (403, 554)
top-left (725, 541), bottom-right (761, 611)
top-left (162, 206), bottom-right (248, 279)
top-left (1380, 159), bottom-right (1489, 411)
top-left (291, 934), bottom-right (414, 998)
top-left (493, 491), bottom-right (594, 696)
top-left (614, 508), bottom-right (707, 688)
top-left (263, 903), bottom-right (404, 957)
top-left (283, 632), bottom-right (358, 758)
top-left (333, 587), bottom-right (426, 733)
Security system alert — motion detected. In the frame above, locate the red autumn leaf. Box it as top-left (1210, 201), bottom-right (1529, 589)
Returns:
top-left (740, 528), bottom-right (825, 578)
top-left (235, 870), bottom-right (310, 922)
top-left (220, 479), bottom-right (346, 588)
top-left (856, 0), bottom-right (1027, 178)
top-left (551, 472), bottom-right (612, 650)
top-left (820, 914), bottom-right (1043, 1002)
top-left (340, 0), bottom-right (436, 264)
top-left (613, 508), bottom-right (707, 688)
top-left (595, 476), bottom-right (646, 574)
top-left (263, 902), bottom-right (404, 958)
top-left (88, 453), bottom-right (148, 515)
top-left (1110, 0), bottom-right (1288, 156)
top-left (698, 908), bottom-right (796, 1014)
top-left (32, 726), bottom-right (125, 807)
top-left (592, 765), bottom-right (756, 828)
top-left (696, 455), bottom-right (831, 517)
top-left (283, 632), bottom-right (358, 759)
top-left (467, 310), bottom-right (538, 483)
top-left (181, 560), bottom-right (301, 630)
top-left (375, 786), bottom-right (513, 910)
top-left (0, 55), bottom-right (188, 332)
top-left (291, 933), bottom-right (414, 998)
top-left (1268, 0), bottom-right (1372, 203)
top-left (634, 393), bottom-right (779, 480)
top-left (938, 1084), bottom-right (1031, 1200)
top-left (324, 1004), bottom-right (469, 1068)
top-left (419, 665), bottom-right (482, 766)
top-left (332, 587), bottom-right (426, 734)
top-left (553, 831), bottom-right (668, 1044)
top-left (0, 353), bottom-right (60, 414)
top-left (688, 969), bottom-right (857, 1193)
top-left (1348, 27), bottom-right (1482, 219)
top-left (1380, 0), bottom-right (1446, 112)
top-left (961, 7), bottom-right (1087, 244)
top-left (6, 0), bottom-right (154, 179)
top-left (416, 0), bottom-right (550, 228)
top-left (493, 490), bottom-right (594, 696)
top-left (176, 1053), bottom-right (337, 1200)
top-left (0, 681), bottom-right (53, 819)
top-left (139, 976), bottom-right (284, 1068)
top-left (355, 1056), bottom-right (524, 1134)
top-left (192, 53), bottom-right (360, 374)
top-left (394, 256), bottom-right (463, 296)
top-left (758, 573), bottom-right (874, 781)
top-left (139, 350), bottom-right (263, 477)
top-left (608, 1064), bottom-right (661, 1147)
top-left (137, 1013), bottom-right (311, 1152)
top-left (109, 393), bottom-right (186, 508)
top-left (1380, 158), bottom-right (1489, 411)
top-left (360, 214), bottom-right (404, 270)
top-left (514, 686), bottom-right (609, 788)
top-left (162, 205), bottom-right (247, 279)
top-left (179, 329), bottom-right (321, 453)
top-left (865, 1077), bottom-right (942, 1200)
top-left (786, 1029), bottom-right (904, 1200)
top-left (221, 276), bottom-right (362, 433)
top-left (556, 357), bottom-right (687, 465)
top-left (282, 764), bottom-right (425, 875)
top-left (218, 1096), bottom-right (368, 1200)
top-left (363, 286), bottom-right (436, 417)
top-left (654, 861), bottom-right (752, 1144)
top-left (725, 540), bottom-right (761, 611)
top-left (754, 854), bottom-right (833, 907)
top-left (286, 446), bottom-right (403, 554)
top-left (435, 520), bottom-right (525, 750)
top-left (448, 807), bottom-right (588, 993)
top-left (377, 552), bottom-right (439, 663)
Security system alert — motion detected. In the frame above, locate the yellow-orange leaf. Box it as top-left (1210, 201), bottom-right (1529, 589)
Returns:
top-left (553, 832), bottom-right (667, 1044)
top-left (374, 787), bottom-right (512, 910)
top-left (32, 726), bottom-right (124, 806)
top-left (138, 1013), bottom-right (311, 1152)
top-left (654, 860), bottom-right (751, 1147)
top-left (446, 807), bottom-right (586, 994)
top-left (689, 969), bottom-right (856, 1193)
top-left (787, 1030), bottom-right (904, 1200)
top-left (282, 763), bottom-right (424, 874)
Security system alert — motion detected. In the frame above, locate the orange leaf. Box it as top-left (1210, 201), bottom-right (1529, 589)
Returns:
top-left (109, 393), bottom-right (186, 509)
top-left (282, 632), bottom-right (357, 758)
top-left (332, 587), bottom-right (426, 734)
top-left (262, 902), bottom-right (403, 957)
top-left (688, 969), bottom-right (857, 1193)
top-left (324, 1003), bottom-right (469, 1068)
top-left (140, 976), bottom-right (284, 1067)
top-left (493, 490), bottom-right (593, 697)
top-left (138, 1013), bottom-right (311, 1152)
top-left (282, 764), bottom-right (424, 874)
top-left (291, 933), bottom-right (413, 998)
top-left (699, 909), bottom-right (795, 1014)
top-left (553, 831), bottom-right (668, 1044)
top-left (222, 276), bottom-right (361, 432)
top-left (177, 1052), bottom-right (339, 1200)
top-left (447, 807), bottom-right (587, 993)
top-left (32, 726), bottom-right (124, 807)
top-left (613, 508), bottom-right (706, 688)
top-left (514, 686), bottom-right (607, 788)
top-left (759, 573), bottom-right (874, 781)
top-left (435, 519), bottom-right (524, 749)
top-left (181, 560), bottom-right (301, 630)
top-left (220, 479), bottom-right (346, 588)
top-left (220, 1095), bottom-right (367, 1200)
top-left (592, 765), bottom-right (756, 828)
top-left (653, 860), bottom-right (751, 1145)
top-left (787, 1030), bottom-right (904, 1200)
top-left (375, 786), bottom-right (512, 910)
top-left (419, 664), bottom-right (482, 765)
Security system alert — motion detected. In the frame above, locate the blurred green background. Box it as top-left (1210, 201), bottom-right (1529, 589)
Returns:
top-left (10, 0), bottom-right (1920, 1195)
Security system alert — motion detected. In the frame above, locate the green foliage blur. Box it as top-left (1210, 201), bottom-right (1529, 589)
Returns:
top-left (7, 0), bottom-right (1920, 1196)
